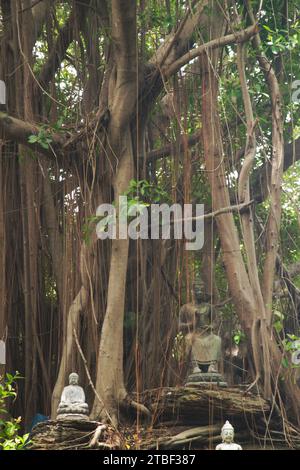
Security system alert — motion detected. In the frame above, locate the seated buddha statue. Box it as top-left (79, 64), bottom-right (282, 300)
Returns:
top-left (57, 372), bottom-right (89, 421)
top-left (179, 282), bottom-right (226, 387)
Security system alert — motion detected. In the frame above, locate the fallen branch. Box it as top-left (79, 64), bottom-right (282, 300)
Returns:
top-left (141, 386), bottom-right (270, 425)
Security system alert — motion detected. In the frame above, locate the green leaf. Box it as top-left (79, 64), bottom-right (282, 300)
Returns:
top-left (39, 141), bottom-right (50, 149)
top-left (28, 135), bottom-right (38, 143)
top-left (262, 25), bottom-right (275, 33)
top-left (282, 357), bottom-right (289, 368)
top-left (274, 310), bottom-right (284, 320)
top-left (274, 321), bottom-right (283, 334)
top-left (287, 334), bottom-right (298, 341)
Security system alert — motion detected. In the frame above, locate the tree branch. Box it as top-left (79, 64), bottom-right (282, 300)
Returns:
top-left (0, 112), bottom-right (65, 157)
top-left (175, 200), bottom-right (255, 223)
top-left (149, 0), bottom-right (209, 69)
top-left (165, 24), bottom-right (258, 78)
top-left (146, 130), bottom-right (202, 163)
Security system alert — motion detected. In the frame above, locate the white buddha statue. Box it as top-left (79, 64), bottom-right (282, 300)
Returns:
top-left (57, 372), bottom-right (89, 421)
top-left (216, 420), bottom-right (242, 450)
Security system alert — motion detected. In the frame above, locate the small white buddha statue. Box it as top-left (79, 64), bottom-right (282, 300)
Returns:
top-left (215, 420), bottom-right (242, 450)
top-left (57, 372), bottom-right (89, 421)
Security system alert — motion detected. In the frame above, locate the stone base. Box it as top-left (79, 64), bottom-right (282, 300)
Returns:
top-left (185, 372), bottom-right (227, 388)
top-left (57, 413), bottom-right (90, 422)
top-left (185, 381), bottom-right (228, 388)
top-left (30, 420), bottom-right (121, 450)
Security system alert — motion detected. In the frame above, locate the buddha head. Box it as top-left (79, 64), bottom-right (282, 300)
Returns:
top-left (193, 280), bottom-right (210, 304)
top-left (69, 372), bottom-right (79, 386)
top-left (221, 420), bottom-right (234, 444)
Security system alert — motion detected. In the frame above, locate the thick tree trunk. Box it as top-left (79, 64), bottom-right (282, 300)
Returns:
top-left (91, 129), bottom-right (133, 424)
top-left (90, 0), bottom-right (153, 425)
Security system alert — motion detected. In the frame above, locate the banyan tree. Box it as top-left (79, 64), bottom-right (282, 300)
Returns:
top-left (0, 0), bottom-right (300, 431)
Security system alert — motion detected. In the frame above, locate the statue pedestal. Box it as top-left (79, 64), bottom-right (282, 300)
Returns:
top-left (57, 413), bottom-right (90, 422)
top-left (185, 371), bottom-right (227, 388)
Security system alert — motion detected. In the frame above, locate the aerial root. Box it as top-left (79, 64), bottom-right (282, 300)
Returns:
top-left (89, 424), bottom-right (107, 448)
